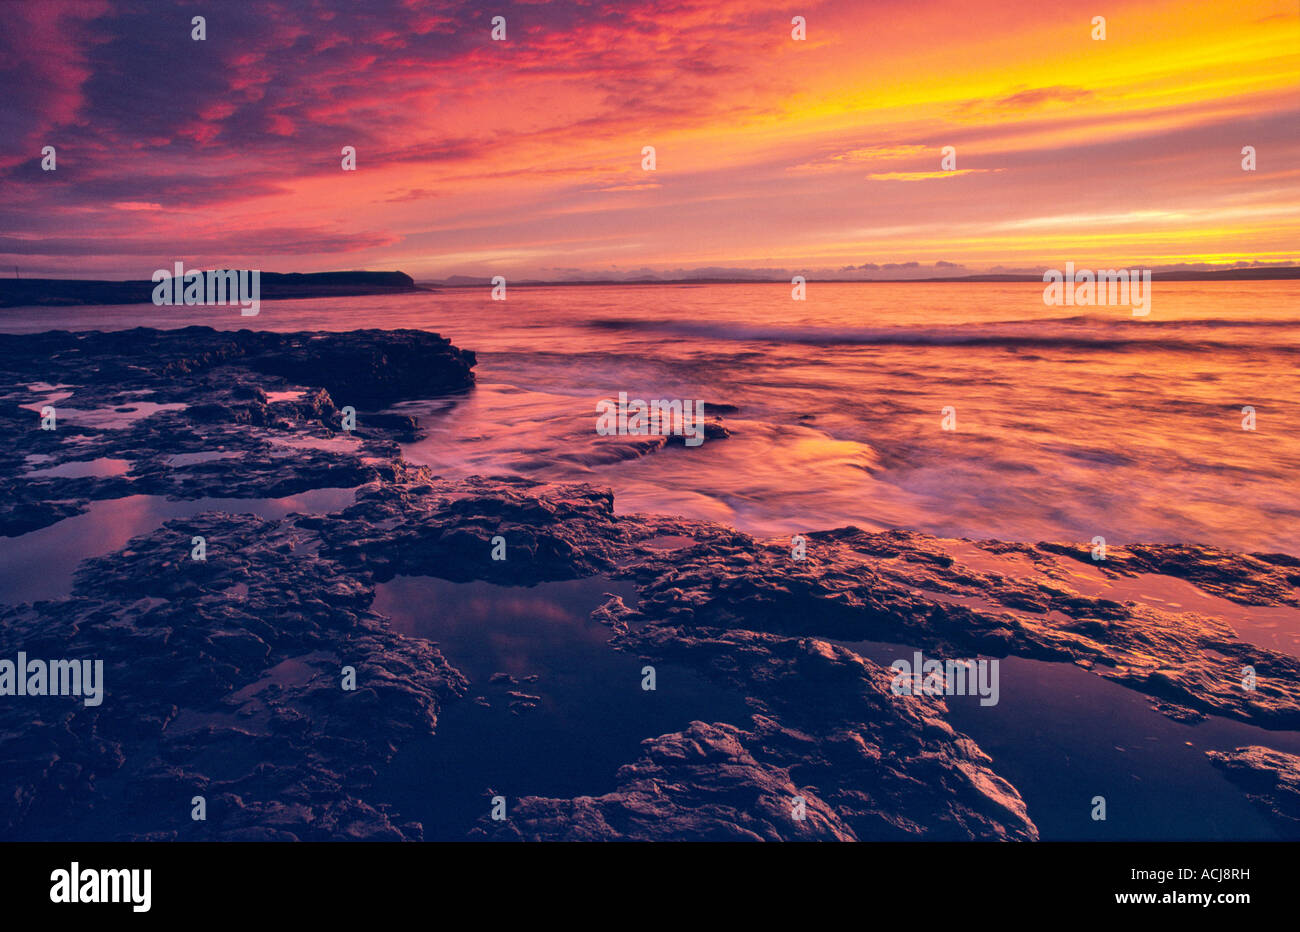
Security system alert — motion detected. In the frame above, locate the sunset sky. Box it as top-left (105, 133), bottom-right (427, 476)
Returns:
top-left (2, 0), bottom-right (1298, 281)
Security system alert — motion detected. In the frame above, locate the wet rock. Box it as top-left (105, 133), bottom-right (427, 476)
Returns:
top-left (0, 508), bottom-right (469, 841)
top-left (1208, 746), bottom-right (1300, 828)
top-left (248, 330), bottom-right (475, 408)
top-left (358, 413), bottom-right (420, 437)
top-left (481, 637), bottom-right (1039, 841)
top-left (664, 417), bottom-right (730, 444)
top-left (0, 500), bottom-right (86, 537)
top-left (231, 385), bottom-right (267, 403)
top-left (604, 527), bottom-right (1300, 729)
top-left (479, 721), bottom-right (853, 841)
top-left (0, 326), bottom-right (475, 535)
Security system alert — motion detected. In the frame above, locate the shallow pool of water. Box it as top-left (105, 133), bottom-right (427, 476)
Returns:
top-left (23, 457), bottom-right (132, 479)
top-left (371, 574), bottom-right (753, 839)
top-left (0, 487), bottom-right (357, 604)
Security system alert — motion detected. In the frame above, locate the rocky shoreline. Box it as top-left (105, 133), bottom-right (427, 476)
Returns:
top-left (1, 327), bottom-right (1297, 841)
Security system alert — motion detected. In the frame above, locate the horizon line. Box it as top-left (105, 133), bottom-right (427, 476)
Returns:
top-left (8, 266), bottom-right (1300, 288)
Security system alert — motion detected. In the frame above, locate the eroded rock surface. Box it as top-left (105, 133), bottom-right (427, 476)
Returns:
top-left (1208, 746), bottom-right (1300, 827)
top-left (600, 527), bottom-right (1300, 729)
top-left (0, 327), bottom-right (475, 537)
top-left (1, 327), bottom-right (1297, 841)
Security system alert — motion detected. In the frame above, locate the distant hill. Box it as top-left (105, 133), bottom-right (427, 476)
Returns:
top-left (0, 271), bottom-right (423, 308)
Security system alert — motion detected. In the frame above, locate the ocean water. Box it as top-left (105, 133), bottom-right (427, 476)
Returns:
top-left (5, 281), bottom-right (1298, 553)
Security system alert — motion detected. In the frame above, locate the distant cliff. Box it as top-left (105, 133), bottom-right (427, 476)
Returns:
top-left (0, 271), bottom-right (422, 307)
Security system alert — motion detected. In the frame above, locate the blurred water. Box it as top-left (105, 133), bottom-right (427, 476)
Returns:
top-left (6, 281), bottom-right (1297, 551)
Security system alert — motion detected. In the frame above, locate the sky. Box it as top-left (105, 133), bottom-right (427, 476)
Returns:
top-left (2, 0), bottom-right (1298, 281)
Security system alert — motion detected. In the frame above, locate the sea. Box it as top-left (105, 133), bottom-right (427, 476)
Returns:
top-left (5, 280), bottom-right (1297, 554)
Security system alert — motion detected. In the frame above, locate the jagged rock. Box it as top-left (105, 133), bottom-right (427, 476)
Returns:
top-left (248, 330), bottom-right (475, 408)
top-left (480, 721), bottom-right (855, 841)
top-left (0, 327), bottom-right (475, 536)
top-left (1208, 746), bottom-right (1300, 828)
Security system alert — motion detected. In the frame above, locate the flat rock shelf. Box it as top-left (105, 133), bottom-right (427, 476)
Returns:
top-left (1, 327), bottom-right (1297, 841)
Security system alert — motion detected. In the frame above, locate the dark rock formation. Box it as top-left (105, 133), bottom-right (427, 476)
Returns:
top-left (0, 327), bottom-right (475, 537)
top-left (607, 527), bottom-right (1300, 729)
top-left (249, 330), bottom-right (475, 408)
top-left (1208, 746), bottom-right (1300, 827)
